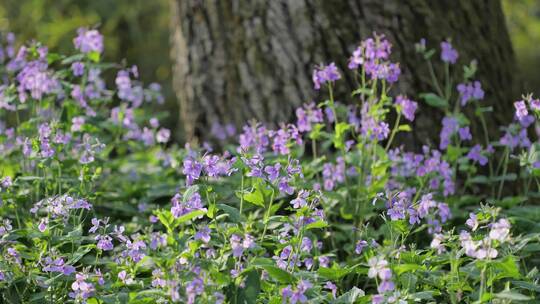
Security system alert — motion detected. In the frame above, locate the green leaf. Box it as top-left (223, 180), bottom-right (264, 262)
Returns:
top-left (243, 190), bottom-right (265, 207)
top-left (331, 287), bottom-right (365, 303)
top-left (217, 203), bottom-right (241, 223)
top-left (259, 265), bottom-right (294, 283)
top-left (394, 263), bottom-right (423, 275)
top-left (318, 266), bottom-right (350, 280)
top-left (333, 122), bottom-right (351, 149)
top-left (240, 270), bottom-right (261, 303)
top-left (410, 291), bottom-right (435, 300)
top-left (493, 291), bottom-right (532, 301)
top-left (87, 51), bottom-right (101, 63)
top-left (420, 93), bottom-right (448, 108)
top-left (305, 220), bottom-right (328, 230)
top-left (397, 124), bottom-right (412, 132)
top-left (512, 280), bottom-right (540, 292)
top-left (175, 209), bottom-right (206, 225)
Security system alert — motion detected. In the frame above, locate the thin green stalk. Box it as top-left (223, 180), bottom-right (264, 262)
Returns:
top-left (260, 189), bottom-right (275, 242)
top-left (385, 111), bottom-right (402, 151)
top-left (497, 149), bottom-right (510, 200)
top-left (427, 59), bottom-right (444, 97)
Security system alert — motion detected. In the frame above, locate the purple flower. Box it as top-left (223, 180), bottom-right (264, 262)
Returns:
top-left (71, 116), bottom-right (85, 132)
top-left (467, 144), bottom-right (488, 166)
top-left (458, 127), bottom-right (472, 141)
top-left (16, 60), bottom-right (59, 102)
top-left (186, 277), bottom-right (204, 304)
top-left (265, 163), bottom-right (282, 182)
top-left (74, 28), bottom-right (104, 54)
top-left (318, 256), bottom-right (330, 268)
top-left (439, 117), bottom-right (459, 150)
top-left (96, 235), bottom-right (114, 251)
top-left (457, 81), bottom-right (484, 106)
top-left (38, 218), bottom-right (48, 232)
top-left (395, 95), bottom-right (418, 121)
top-left (530, 98), bottom-right (540, 111)
top-left (440, 40), bottom-right (458, 64)
top-left (183, 157), bottom-right (203, 185)
top-left (156, 128), bottom-right (171, 143)
top-left (514, 100), bottom-right (528, 121)
top-left (355, 240), bottom-right (368, 254)
top-left (312, 63), bottom-right (341, 90)
top-left (71, 61), bottom-right (84, 76)
top-left (195, 226), bottom-right (211, 243)
top-left (70, 273), bottom-right (95, 301)
top-left (291, 190), bottom-right (309, 209)
top-left (295, 102), bottom-right (324, 132)
top-left (324, 282), bottom-right (337, 299)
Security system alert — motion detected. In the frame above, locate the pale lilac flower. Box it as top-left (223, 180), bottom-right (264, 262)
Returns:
top-left (441, 40), bottom-right (458, 64)
top-left (465, 213), bottom-right (479, 231)
top-left (312, 63), bottom-right (341, 90)
top-left (395, 95), bottom-right (418, 121)
top-left (71, 116), bottom-right (85, 132)
top-left (195, 226), bottom-right (211, 243)
top-left (514, 100), bottom-right (528, 120)
top-left (71, 62), bottom-right (84, 76)
top-left (355, 240), bottom-right (368, 254)
top-left (291, 190), bottom-right (309, 209)
top-left (74, 28), bottom-right (104, 54)
top-left (156, 128), bottom-right (170, 143)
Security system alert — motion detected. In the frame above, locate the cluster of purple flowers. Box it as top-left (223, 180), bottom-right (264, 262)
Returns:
top-left (440, 40), bottom-right (458, 64)
top-left (348, 33), bottom-right (401, 83)
top-left (182, 151), bottom-right (236, 185)
top-left (42, 256), bottom-right (76, 275)
top-left (30, 194), bottom-right (92, 221)
top-left (16, 55), bottom-right (60, 102)
top-left (368, 256), bottom-right (395, 301)
top-left (171, 191), bottom-right (207, 218)
top-left (459, 213), bottom-right (511, 260)
top-left (322, 157), bottom-right (346, 191)
top-left (295, 102), bottom-right (324, 132)
top-left (388, 146), bottom-right (455, 197)
top-left (73, 28), bottom-right (104, 54)
top-left (394, 95), bottom-right (418, 121)
top-left (69, 272), bottom-right (96, 302)
top-left (312, 63), bottom-right (341, 90)
top-left (210, 121), bottom-right (237, 141)
top-left (457, 80), bottom-right (484, 106)
top-left (386, 192), bottom-right (451, 233)
top-left (281, 280), bottom-right (312, 303)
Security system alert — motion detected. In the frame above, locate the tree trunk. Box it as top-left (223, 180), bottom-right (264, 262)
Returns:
top-left (169, 0), bottom-right (518, 146)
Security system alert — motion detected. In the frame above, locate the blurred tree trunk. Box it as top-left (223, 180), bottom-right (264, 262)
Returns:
top-left (169, 0), bottom-right (518, 146)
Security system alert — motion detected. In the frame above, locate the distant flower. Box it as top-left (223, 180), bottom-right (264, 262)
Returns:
top-left (458, 127), bottom-right (472, 141)
top-left (195, 226), bottom-right (211, 243)
top-left (514, 100), bottom-right (528, 121)
top-left (156, 128), bottom-right (171, 143)
top-left (74, 28), bottom-right (104, 54)
top-left (457, 81), bottom-right (484, 106)
top-left (71, 61), bottom-right (85, 76)
top-left (395, 95), bottom-right (418, 121)
top-left (440, 40), bottom-right (458, 64)
top-left (312, 63), bottom-right (341, 90)
top-left (355, 240), bottom-right (368, 254)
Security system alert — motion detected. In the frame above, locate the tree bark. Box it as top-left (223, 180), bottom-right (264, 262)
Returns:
top-left (169, 0), bottom-right (518, 146)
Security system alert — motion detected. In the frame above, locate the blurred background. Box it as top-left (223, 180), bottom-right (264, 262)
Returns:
top-left (0, 0), bottom-right (539, 142)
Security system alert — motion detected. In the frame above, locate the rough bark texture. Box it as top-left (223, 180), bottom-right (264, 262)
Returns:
top-left (170, 0), bottom-right (518, 146)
